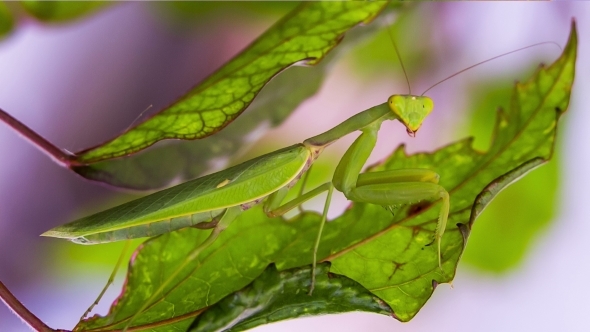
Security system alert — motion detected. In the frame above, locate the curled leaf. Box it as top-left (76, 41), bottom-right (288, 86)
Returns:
top-left (188, 263), bottom-right (392, 332)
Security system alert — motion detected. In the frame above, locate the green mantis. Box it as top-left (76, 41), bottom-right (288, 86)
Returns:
top-left (42, 84), bottom-right (448, 331)
top-left (42, 94), bottom-right (448, 273)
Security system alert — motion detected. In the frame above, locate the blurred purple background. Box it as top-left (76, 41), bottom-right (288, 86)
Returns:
top-left (1, 2), bottom-right (588, 331)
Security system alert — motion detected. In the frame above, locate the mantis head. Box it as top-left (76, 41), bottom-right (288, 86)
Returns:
top-left (387, 95), bottom-right (434, 136)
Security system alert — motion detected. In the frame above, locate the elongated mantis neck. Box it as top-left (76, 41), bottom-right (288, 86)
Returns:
top-left (304, 103), bottom-right (396, 147)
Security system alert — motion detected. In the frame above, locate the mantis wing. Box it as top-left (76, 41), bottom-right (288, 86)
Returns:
top-left (43, 144), bottom-right (311, 243)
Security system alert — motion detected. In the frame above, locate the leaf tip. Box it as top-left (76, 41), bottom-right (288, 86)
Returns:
top-left (564, 17), bottom-right (577, 56)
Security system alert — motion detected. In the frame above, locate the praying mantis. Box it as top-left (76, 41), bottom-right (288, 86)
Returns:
top-left (42, 91), bottom-right (447, 279)
top-left (42, 41), bottom-right (554, 265)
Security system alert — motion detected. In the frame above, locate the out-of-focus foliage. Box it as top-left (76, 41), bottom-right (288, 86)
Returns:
top-left (348, 3), bottom-right (434, 82)
top-left (0, 2), bottom-right (13, 39)
top-left (0, 1), bottom-right (113, 40)
top-left (60, 239), bottom-right (141, 268)
top-left (155, 1), bottom-right (297, 27)
top-left (21, 0), bottom-right (111, 22)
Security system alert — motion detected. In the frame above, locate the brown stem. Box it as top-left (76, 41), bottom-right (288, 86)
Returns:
top-left (0, 280), bottom-right (58, 332)
top-left (0, 108), bottom-right (82, 167)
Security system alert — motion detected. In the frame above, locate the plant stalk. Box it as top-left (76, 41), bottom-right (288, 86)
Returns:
top-left (0, 108), bottom-right (82, 167)
top-left (0, 280), bottom-right (56, 332)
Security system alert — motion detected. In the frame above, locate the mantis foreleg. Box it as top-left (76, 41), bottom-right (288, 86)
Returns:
top-left (333, 122), bottom-right (450, 269)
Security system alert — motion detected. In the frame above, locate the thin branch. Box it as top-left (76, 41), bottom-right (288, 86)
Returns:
top-left (0, 280), bottom-right (56, 332)
top-left (0, 108), bottom-right (82, 167)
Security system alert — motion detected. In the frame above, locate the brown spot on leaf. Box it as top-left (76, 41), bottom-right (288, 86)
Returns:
top-left (407, 201), bottom-right (431, 216)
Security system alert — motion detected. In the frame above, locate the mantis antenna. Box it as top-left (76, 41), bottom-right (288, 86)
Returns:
top-left (386, 24), bottom-right (559, 103)
top-left (386, 25), bottom-right (412, 95)
top-left (420, 41), bottom-right (561, 96)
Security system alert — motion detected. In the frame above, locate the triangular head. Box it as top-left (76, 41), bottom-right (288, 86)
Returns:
top-left (388, 95), bottom-right (434, 136)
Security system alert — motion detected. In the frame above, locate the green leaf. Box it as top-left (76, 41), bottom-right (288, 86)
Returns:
top-left (76, 21), bottom-right (576, 331)
top-left (74, 2), bottom-right (388, 164)
top-left (463, 158), bottom-right (558, 272)
top-left (69, 16), bottom-right (385, 189)
top-left (69, 64), bottom-right (324, 190)
top-left (188, 263), bottom-right (392, 332)
top-left (0, 2), bottom-right (394, 189)
top-left (21, 0), bottom-right (112, 22)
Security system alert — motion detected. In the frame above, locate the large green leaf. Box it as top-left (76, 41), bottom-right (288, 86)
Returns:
top-left (69, 4), bottom-right (395, 189)
top-left (75, 20), bottom-right (576, 331)
top-left (74, 2), bottom-right (387, 164)
top-left (0, 2), bottom-right (397, 189)
top-left (63, 2), bottom-right (392, 189)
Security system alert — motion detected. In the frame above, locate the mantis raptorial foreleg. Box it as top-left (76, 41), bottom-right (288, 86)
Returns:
top-left (332, 121), bottom-right (450, 269)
